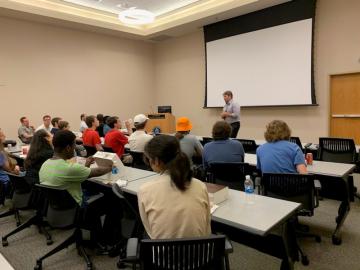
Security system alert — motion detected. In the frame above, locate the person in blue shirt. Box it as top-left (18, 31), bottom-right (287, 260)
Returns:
top-left (256, 120), bottom-right (307, 174)
top-left (203, 121), bottom-right (244, 169)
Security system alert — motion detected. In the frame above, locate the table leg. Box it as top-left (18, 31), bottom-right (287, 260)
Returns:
top-left (279, 221), bottom-right (296, 270)
top-left (332, 200), bottom-right (350, 245)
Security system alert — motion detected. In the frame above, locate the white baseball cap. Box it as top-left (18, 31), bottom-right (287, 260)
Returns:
top-left (133, 114), bottom-right (148, 124)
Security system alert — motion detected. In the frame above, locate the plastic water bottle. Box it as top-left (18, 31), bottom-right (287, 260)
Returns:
top-left (244, 175), bottom-right (254, 204)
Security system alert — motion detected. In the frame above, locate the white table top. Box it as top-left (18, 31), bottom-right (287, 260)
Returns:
top-left (122, 174), bottom-right (300, 236)
top-left (244, 153), bottom-right (355, 178)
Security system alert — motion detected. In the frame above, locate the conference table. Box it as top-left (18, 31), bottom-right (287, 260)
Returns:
top-left (92, 168), bottom-right (301, 270)
top-left (245, 153), bottom-right (356, 245)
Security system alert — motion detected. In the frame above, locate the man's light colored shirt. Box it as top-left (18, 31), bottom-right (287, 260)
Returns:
top-left (128, 131), bottom-right (152, 152)
top-left (36, 124), bottom-right (53, 133)
top-left (80, 121), bottom-right (88, 133)
top-left (223, 99), bottom-right (240, 124)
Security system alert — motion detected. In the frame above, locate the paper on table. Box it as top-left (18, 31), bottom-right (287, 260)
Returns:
top-left (116, 179), bottom-right (128, 188)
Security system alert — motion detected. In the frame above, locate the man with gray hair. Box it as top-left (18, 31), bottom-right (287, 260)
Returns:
top-left (220, 90), bottom-right (240, 138)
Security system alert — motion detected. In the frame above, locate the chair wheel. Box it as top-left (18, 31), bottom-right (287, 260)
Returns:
top-left (2, 238), bottom-right (8, 247)
top-left (86, 263), bottom-right (93, 270)
top-left (315, 236), bottom-right (321, 243)
top-left (332, 235), bottom-right (342, 245)
top-left (46, 239), bottom-right (53, 245)
top-left (301, 255), bottom-right (309, 266)
top-left (117, 261), bottom-right (126, 269)
top-left (34, 262), bottom-right (42, 270)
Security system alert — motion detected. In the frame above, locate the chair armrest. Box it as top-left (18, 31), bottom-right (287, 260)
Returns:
top-left (86, 193), bottom-right (104, 205)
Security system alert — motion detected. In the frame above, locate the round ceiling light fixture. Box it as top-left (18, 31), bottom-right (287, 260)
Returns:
top-left (118, 8), bottom-right (155, 25)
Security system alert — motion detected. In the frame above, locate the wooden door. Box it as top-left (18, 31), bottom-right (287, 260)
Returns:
top-left (330, 72), bottom-right (360, 144)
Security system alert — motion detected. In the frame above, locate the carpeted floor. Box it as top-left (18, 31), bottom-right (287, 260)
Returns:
top-left (1, 178), bottom-right (360, 270)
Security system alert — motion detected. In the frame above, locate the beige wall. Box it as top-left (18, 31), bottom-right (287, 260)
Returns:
top-left (0, 16), bottom-right (155, 139)
top-left (1, 0), bottom-right (359, 143)
top-left (154, 0), bottom-right (360, 142)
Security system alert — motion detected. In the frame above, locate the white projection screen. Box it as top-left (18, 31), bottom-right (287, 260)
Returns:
top-left (204, 0), bottom-right (316, 107)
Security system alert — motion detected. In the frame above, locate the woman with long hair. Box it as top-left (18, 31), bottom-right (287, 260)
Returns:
top-left (138, 135), bottom-right (211, 239)
top-left (24, 129), bottom-right (54, 185)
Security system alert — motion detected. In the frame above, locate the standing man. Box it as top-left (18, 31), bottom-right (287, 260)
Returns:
top-left (18, 116), bottom-right (35, 144)
top-left (220, 90), bottom-right (240, 138)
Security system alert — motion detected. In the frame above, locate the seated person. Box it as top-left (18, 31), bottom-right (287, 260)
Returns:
top-left (39, 130), bottom-right (112, 205)
top-left (0, 129), bottom-right (20, 197)
top-left (79, 113), bottom-right (88, 133)
top-left (175, 117), bottom-right (203, 166)
top-left (138, 135), bottom-right (211, 239)
top-left (50, 117), bottom-right (62, 135)
top-left (58, 120), bottom-right (70, 131)
top-left (18, 116), bottom-right (35, 144)
top-left (83, 115), bottom-right (103, 151)
top-left (24, 130), bottom-right (54, 185)
top-left (58, 121), bottom-right (86, 157)
top-left (256, 120), bottom-right (307, 174)
top-left (96, 114), bottom-right (105, 138)
top-left (128, 114), bottom-right (152, 152)
top-left (104, 117), bottom-right (129, 158)
top-left (36, 115), bottom-right (53, 133)
top-left (203, 121), bottom-right (245, 169)
top-left (103, 116), bottom-right (111, 136)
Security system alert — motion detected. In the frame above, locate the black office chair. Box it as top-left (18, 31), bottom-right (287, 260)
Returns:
top-left (289, 137), bottom-right (305, 153)
top-left (83, 145), bottom-right (97, 157)
top-left (206, 162), bottom-right (251, 191)
top-left (235, 139), bottom-right (258, 154)
top-left (318, 137), bottom-right (356, 162)
top-left (261, 173), bottom-right (321, 266)
top-left (103, 145), bottom-right (114, 153)
top-left (2, 174), bottom-right (52, 246)
top-left (34, 184), bottom-right (101, 270)
top-left (129, 151), bottom-right (152, 171)
top-left (201, 137), bottom-right (214, 146)
top-left (121, 235), bottom-right (228, 270)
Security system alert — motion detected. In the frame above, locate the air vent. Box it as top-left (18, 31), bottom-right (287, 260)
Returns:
top-left (148, 35), bottom-right (173, 42)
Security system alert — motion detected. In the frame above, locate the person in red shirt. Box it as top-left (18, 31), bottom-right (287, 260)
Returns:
top-left (104, 116), bottom-right (129, 158)
top-left (83, 115), bottom-right (103, 151)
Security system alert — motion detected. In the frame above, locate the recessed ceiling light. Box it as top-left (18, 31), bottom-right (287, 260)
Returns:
top-left (118, 8), bottom-right (155, 25)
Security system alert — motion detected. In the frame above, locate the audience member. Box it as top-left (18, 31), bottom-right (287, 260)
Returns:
top-left (96, 114), bottom-right (105, 138)
top-left (83, 115), bottom-right (103, 151)
top-left (175, 117), bottom-right (203, 166)
top-left (128, 114), bottom-right (152, 152)
top-left (79, 113), bottom-right (88, 133)
top-left (203, 121), bottom-right (244, 169)
top-left (24, 130), bottom-right (53, 185)
top-left (58, 120), bottom-right (70, 130)
top-left (256, 120), bottom-right (307, 174)
top-left (18, 116), bottom-right (35, 144)
top-left (138, 135), bottom-right (211, 239)
top-left (0, 129), bottom-right (20, 197)
top-left (50, 117), bottom-right (62, 135)
top-left (104, 117), bottom-right (129, 158)
top-left (103, 116), bottom-right (111, 136)
top-left (36, 115), bottom-right (53, 133)
top-left (39, 130), bottom-right (112, 205)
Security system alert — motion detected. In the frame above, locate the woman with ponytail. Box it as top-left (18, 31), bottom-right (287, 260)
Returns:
top-left (138, 135), bottom-right (211, 239)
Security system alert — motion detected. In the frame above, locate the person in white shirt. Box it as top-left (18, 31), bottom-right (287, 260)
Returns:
top-left (79, 113), bottom-right (88, 133)
top-left (36, 115), bottom-right (53, 133)
top-left (128, 114), bottom-right (152, 152)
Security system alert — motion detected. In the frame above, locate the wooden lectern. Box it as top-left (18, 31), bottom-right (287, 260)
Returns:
top-left (146, 113), bottom-right (175, 134)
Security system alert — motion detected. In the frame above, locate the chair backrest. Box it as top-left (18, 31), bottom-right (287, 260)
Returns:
top-left (201, 137), bottom-right (214, 146)
top-left (318, 137), bottom-right (356, 163)
top-left (207, 162), bottom-right (249, 191)
top-left (235, 139), bottom-right (258, 154)
top-left (35, 184), bottom-right (78, 228)
top-left (139, 235), bottom-right (226, 270)
top-left (112, 184), bottom-right (142, 238)
top-left (8, 173), bottom-right (32, 209)
top-left (289, 137), bottom-right (304, 153)
top-left (103, 145), bottom-right (114, 153)
top-left (262, 173), bottom-right (316, 215)
top-left (83, 145), bottom-right (97, 157)
top-left (129, 151), bottom-right (152, 171)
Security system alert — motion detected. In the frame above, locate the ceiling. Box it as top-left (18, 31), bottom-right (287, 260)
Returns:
top-left (0, 0), bottom-right (290, 40)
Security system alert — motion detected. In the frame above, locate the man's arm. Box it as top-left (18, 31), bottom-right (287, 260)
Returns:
top-left (89, 166), bottom-right (112, 178)
top-left (296, 164), bottom-right (307, 174)
top-left (229, 102), bottom-right (240, 118)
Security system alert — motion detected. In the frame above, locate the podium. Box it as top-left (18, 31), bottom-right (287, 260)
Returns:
top-left (146, 113), bottom-right (175, 134)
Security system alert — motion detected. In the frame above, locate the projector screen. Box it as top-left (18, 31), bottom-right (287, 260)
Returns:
top-left (204, 0), bottom-right (316, 107)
